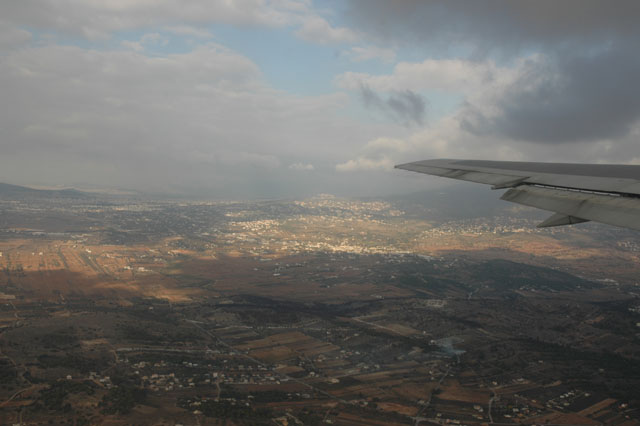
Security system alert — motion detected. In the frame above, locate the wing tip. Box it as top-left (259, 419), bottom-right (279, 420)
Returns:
top-left (394, 163), bottom-right (412, 170)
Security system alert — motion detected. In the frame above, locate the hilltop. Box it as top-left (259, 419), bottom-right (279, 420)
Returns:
top-left (0, 182), bottom-right (91, 199)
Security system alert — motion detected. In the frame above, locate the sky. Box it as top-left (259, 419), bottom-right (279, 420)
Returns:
top-left (2, 0), bottom-right (640, 198)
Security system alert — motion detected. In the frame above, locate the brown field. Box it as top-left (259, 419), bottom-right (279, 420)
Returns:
top-left (376, 402), bottom-right (419, 416)
top-left (233, 383), bottom-right (309, 393)
top-left (0, 238), bottom-right (416, 306)
top-left (334, 411), bottom-right (408, 426)
top-left (578, 398), bottom-right (618, 417)
top-left (438, 379), bottom-right (491, 405)
top-left (389, 383), bottom-right (437, 400)
top-left (249, 346), bottom-right (296, 363)
top-left (0, 239), bottom-right (207, 302)
top-left (530, 412), bottom-right (601, 425)
top-left (236, 331), bottom-right (340, 365)
top-left (274, 365), bottom-right (305, 375)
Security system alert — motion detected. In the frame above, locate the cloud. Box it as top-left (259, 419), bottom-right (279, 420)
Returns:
top-left (0, 41), bottom-right (377, 196)
top-left (7, 1), bottom-right (640, 198)
top-left (289, 162), bottom-right (314, 171)
top-left (120, 40), bottom-right (143, 52)
top-left (346, 45), bottom-right (395, 63)
top-left (460, 48), bottom-right (640, 144)
top-left (140, 32), bottom-right (169, 46)
top-left (336, 156), bottom-right (394, 172)
top-left (336, 2), bottom-right (640, 150)
top-left (0, 0), bottom-right (362, 50)
top-left (164, 25), bottom-right (213, 39)
top-left (1, 0), bottom-right (310, 39)
top-left (0, 21), bottom-right (32, 49)
top-left (295, 16), bottom-right (359, 44)
top-left (335, 113), bottom-right (540, 175)
top-left (344, 0), bottom-right (640, 52)
top-left (198, 151), bottom-right (282, 169)
top-left (336, 59), bottom-right (505, 94)
top-left (122, 32), bottom-right (170, 52)
top-left (358, 84), bottom-right (426, 126)
top-left (338, 47), bottom-right (640, 147)
top-left (336, 137), bottom-right (411, 172)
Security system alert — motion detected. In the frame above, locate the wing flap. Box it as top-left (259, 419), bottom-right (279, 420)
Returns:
top-left (536, 213), bottom-right (590, 228)
top-left (501, 186), bottom-right (640, 231)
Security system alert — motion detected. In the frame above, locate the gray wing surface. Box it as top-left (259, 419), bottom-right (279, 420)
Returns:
top-left (395, 159), bottom-right (640, 231)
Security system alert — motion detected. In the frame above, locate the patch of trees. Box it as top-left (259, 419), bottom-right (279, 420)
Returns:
top-left (237, 309), bottom-right (301, 326)
top-left (36, 380), bottom-right (95, 412)
top-left (166, 328), bottom-right (206, 343)
top-left (35, 331), bottom-right (79, 349)
top-left (518, 337), bottom-right (640, 398)
top-left (0, 358), bottom-right (17, 382)
top-left (118, 324), bottom-right (157, 342)
top-left (467, 259), bottom-right (599, 291)
top-left (190, 399), bottom-right (273, 424)
top-left (99, 384), bottom-right (146, 415)
top-left (220, 387), bottom-right (292, 403)
top-left (37, 352), bottom-right (110, 373)
top-left (297, 408), bottom-right (324, 425)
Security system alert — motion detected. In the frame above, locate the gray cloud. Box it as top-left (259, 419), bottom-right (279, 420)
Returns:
top-left (0, 21), bottom-right (32, 49)
top-left (6, 1), bottom-right (640, 199)
top-left (345, 0), bottom-right (640, 52)
top-left (1, 1), bottom-right (303, 39)
top-left (359, 84), bottom-right (426, 126)
top-left (345, 0), bottom-right (640, 147)
top-left (460, 47), bottom-right (640, 144)
top-left (0, 42), bottom-right (394, 197)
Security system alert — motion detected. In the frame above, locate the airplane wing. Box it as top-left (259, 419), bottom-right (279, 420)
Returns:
top-left (395, 159), bottom-right (640, 231)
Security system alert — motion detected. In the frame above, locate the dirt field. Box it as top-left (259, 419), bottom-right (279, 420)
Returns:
top-left (438, 379), bottom-right (491, 405)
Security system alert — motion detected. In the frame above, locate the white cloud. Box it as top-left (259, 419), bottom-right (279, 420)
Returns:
top-left (336, 58), bottom-right (509, 94)
top-left (336, 156), bottom-right (395, 172)
top-left (335, 114), bottom-right (524, 174)
top-left (295, 16), bottom-right (359, 45)
top-left (1, 0), bottom-right (311, 40)
top-left (289, 162), bottom-right (314, 171)
top-left (335, 137), bottom-right (410, 172)
top-left (121, 40), bottom-right (143, 52)
top-left (346, 45), bottom-right (396, 64)
top-left (335, 52), bottom-right (640, 174)
top-left (0, 40), bottom-right (382, 195)
top-left (164, 25), bottom-right (213, 39)
top-left (335, 56), bottom-right (576, 172)
top-left (0, 21), bottom-right (32, 49)
top-left (192, 150), bottom-right (282, 169)
top-left (140, 32), bottom-right (169, 46)
top-left (122, 32), bottom-right (169, 52)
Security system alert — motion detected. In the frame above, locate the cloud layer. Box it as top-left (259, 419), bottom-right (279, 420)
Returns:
top-left (2, 1), bottom-right (640, 197)
top-left (344, 0), bottom-right (640, 51)
top-left (335, 0), bottom-right (640, 172)
top-left (0, 41), bottom-right (376, 195)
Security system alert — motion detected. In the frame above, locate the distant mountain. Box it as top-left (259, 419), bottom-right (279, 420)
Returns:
top-left (0, 182), bottom-right (91, 199)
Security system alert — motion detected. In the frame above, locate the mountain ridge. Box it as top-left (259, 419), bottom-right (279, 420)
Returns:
top-left (0, 182), bottom-right (91, 199)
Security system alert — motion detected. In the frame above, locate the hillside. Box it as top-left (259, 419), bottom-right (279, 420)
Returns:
top-left (0, 182), bottom-right (90, 199)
